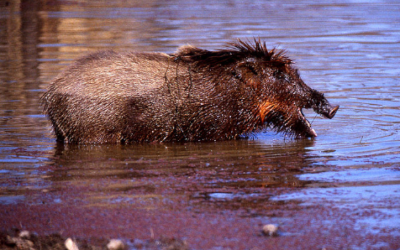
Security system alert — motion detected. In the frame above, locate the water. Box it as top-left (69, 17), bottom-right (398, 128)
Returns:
top-left (1, 0), bottom-right (399, 249)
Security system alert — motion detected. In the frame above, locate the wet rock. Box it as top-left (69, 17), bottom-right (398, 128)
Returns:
top-left (18, 231), bottom-right (30, 239)
top-left (65, 238), bottom-right (79, 250)
top-left (6, 235), bottom-right (34, 250)
top-left (262, 224), bottom-right (279, 236)
top-left (107, 239), bottom-right (125, 250)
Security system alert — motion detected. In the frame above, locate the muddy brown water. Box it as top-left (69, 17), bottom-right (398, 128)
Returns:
top-left (1, 0), bottom-right (400, 249)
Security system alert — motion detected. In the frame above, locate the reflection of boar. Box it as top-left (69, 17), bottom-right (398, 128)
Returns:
top-left (42, 39), bottom-right (339, 144)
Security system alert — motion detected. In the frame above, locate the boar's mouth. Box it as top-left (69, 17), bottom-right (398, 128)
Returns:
top-left (297, 107), bottom-right (318, 137)
top-left (297, 105), bottom-right (339, 137)
top-left (258, 101), bottom-right (339, 138)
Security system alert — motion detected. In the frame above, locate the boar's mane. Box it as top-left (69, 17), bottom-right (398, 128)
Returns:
top-left (174, 39), bottom-right (292, 69)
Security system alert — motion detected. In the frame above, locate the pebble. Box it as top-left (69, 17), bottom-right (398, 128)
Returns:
top-left (107, 239), bottom-right (125, 250)
top-left (65, 238), bottom-right (79, 250)
top-left (19, 230), bottom-right (30, 239)
top-left (6, 235), bottom-right (34, 249)
top-left (262, 224), bottom-right (279, 236)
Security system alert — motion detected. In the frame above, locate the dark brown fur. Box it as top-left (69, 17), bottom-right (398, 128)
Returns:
top-left (42, 39), bottom-right (339, 144)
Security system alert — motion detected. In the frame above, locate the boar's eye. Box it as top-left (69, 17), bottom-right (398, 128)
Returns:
top-left (273, 71), bottom-right (282, 79)
top-left (273, 71), bottom-right (290, 83)
top-left (247, 64), bottom-right (258, 75)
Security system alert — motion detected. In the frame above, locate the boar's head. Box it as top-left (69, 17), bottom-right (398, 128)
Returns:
top-left (176, 39), bottom-right (339, 138)
top-left (229, 39), bottom-right (339, 137)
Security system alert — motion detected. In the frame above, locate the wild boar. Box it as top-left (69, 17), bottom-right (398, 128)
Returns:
top-left (41, 39), bottom-right (339, 144)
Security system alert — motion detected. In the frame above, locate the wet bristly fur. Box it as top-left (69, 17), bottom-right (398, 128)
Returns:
top-left (42, 39), bottom-right (335, 144)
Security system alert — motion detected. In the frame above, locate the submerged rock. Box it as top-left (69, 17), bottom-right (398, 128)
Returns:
top-left (262, 224), bottom-right (279, 236)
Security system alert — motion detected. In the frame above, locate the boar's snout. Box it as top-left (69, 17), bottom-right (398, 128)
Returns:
top-left (311, 91), bottom-right (339, 119)
top-left (320, 105), bottom-right (339, 119)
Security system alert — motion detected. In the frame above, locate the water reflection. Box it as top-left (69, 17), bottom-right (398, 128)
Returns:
top-left (49, 139), bottom-right (317, 185)
top-left (13, 139), bottom-right (317, 213)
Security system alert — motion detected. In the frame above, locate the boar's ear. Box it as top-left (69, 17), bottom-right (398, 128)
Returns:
top-left (232, 60), bottom-right (261, 87)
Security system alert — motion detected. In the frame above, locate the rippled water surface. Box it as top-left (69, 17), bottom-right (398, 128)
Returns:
top-left (1, 0), bottom-right (399, 249)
